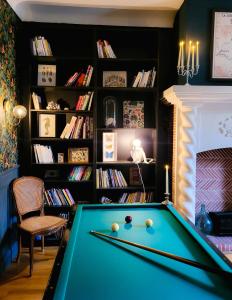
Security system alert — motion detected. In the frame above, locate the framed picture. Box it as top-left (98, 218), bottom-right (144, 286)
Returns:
top-left (211, 11), bottom-right (232, 79)
top-left (39, 114), bottom-right (56, 137)
top-left (38, 64), bottom-right (56, 86)
top-left (103, 132), bottom-right (117, 162)
top-left (123, 101), bottom-right (144, 128)
top-left (129, 167), bottom-right (142, 186)
top-left (57, 153), bottom-right (64, 163)
top-left (68, 147), bottom-right (89, 163)
top-left (103, 71), bottom-right (127, 87)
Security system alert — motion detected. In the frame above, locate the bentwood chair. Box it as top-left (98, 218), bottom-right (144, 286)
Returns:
top-left (13, 176), bottom-right (67, 276)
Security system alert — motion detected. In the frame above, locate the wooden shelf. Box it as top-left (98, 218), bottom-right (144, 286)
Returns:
top-left (31, 86), bottom-right (94, 91)
top-left (31, 109), bottom-right (93, 115)
top-left (97, 87), bottom-right (156, 92)
top-left (31, 138), bottom-right (93, 142)
top-left (31, 163), bottom-right (93, 166)
top-left (96, 161), bottom-right (156, 165)
top-left (96, 186), bottom-right (156, 191)
top-left (44, 179), bottom-right (93, 183)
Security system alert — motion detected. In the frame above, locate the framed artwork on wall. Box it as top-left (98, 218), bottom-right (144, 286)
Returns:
top-left (39, 114), bottom-right (56, 137)
top-left (211, 11), bottom-right (232, 80)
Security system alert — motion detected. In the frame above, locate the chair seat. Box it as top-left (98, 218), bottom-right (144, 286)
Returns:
top-left (20, 215), bottom-right (67, 235)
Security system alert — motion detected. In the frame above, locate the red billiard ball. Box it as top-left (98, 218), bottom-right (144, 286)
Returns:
top-left (125, 216), bottom-right (132, 223)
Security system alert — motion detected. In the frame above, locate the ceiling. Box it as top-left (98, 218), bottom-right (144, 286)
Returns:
top-left (7, 0), bottom-right (184, 27)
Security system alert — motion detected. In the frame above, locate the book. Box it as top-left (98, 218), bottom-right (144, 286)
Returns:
top-left (123, 101), bottom-right (144, 128)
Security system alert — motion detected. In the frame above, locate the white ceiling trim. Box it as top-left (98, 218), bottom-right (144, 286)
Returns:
top-left (7, 0), bottom-right (184, 27)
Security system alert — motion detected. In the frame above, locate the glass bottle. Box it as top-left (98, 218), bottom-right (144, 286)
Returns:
top-left (195, 204), bottom-right (213, 234)
top-left (103, 96), bottom-right (117, 128)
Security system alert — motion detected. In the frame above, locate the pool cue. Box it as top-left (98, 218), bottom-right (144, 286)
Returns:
top-left (90, 230), bottom-right (232, 277)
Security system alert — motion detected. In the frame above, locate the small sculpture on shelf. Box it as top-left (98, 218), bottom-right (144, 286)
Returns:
top-left (46, 101), bottom-right (60, 110)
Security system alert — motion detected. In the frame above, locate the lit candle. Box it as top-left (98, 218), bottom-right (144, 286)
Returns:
top-left (196, 41), bottom-right (199, 66)
top-left (178, 41), bottom-right (182, 67)
top-left (192, 45), bottom-right (195, 69)
top-left (187, 40), bottom-right (192, 68)
top-left (181, 42), bottom-right (184, 68)
top-left (165, 165), bottom-right (169, 194)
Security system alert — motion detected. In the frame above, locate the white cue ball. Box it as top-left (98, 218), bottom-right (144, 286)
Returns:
top-left (111, 223), bottom-right (119, 232)
top-left (145, 219), bottom-right (153, 227)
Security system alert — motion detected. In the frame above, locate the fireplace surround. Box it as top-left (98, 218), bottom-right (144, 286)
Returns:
top-left (163, 85), bottom-right (232, 223)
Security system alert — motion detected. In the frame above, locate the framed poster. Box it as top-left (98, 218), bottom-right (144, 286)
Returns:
top-left (38, 64), bottom-right (56, 86)
top-left (68, 147), bottom-right (89, 163)
top-left (103, 132), bottom-right (117, 162)
top-left (103, 71), bottom-right (127, 87)
top-left (39, 114), bottom-right (56, 137)
top-left (211, 11), bottom-right (232, 79)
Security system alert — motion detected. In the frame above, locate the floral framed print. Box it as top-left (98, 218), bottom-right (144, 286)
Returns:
top-left (211, 11), bottom-right (232, 80)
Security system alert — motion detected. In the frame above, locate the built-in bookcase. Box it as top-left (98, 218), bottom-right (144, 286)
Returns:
top-left (19, 23), bottom-right (174, 216)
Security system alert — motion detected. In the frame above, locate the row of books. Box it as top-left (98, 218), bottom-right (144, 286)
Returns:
top-left (65, 65), bottom-right (93, 87)
top-left (75, 91), bottom-right (94, 111)
top-left (119, 192), bottom-right (154, 203)
top-left (31, 36), bottom-right (53, 56)
top-left (68, 166), bottom-right (92, 181)
top-left (34, 144), bottom-right (54, 163)
top-left (96, 168), bottom-right (128, 188)
top-left (44, 188), bottom-right (75, 206)
top-left (60, 116), bottom-right (93, 139)
top-left (97, 40), bottom-right (116, 58)
top-left (132, 67), bottom-right (156, 88)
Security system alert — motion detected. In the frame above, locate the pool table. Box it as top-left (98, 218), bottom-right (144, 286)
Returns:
top-left (47, 204), bottom-right (232, 300)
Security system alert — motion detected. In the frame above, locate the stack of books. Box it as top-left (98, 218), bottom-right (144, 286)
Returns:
top-left (44, 188), bottom-right (75, 206)
top-left (65, 65), bottom-right (93, 87)
top-left (132, 67), bottom-right (156, 88)
top-left (68, 166), bottom-right (92, 181)
top-left (97, 40), bottom-right (116, 58)
top-left (33, 144), bottom-right (54, 163)
top-left (75, 91), bottom-right (94, 111)
top-left (119, 192), bottom-right (153, 203)
top-left (60, 116), bottom-right (93, 139)
top-left (96, 168), bottom-right (127, 188)
top-left (31, 36), bottom-right (53, 56)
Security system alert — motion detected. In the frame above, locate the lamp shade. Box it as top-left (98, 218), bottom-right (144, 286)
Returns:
top-left (13, 105), bottom-right (27, 120)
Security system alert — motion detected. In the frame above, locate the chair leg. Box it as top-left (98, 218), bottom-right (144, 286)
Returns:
top-left (15, 231), bottom-right (21, 263)
top-left (41, 236), bottom-right (44, 253)
top-left (29, 235), bottom-right (34, 277)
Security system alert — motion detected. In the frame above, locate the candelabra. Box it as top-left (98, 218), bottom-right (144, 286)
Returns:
top-left (177, 40), bottom-right (200, 85)
top-left (177, 64), bottom-right (199, 85)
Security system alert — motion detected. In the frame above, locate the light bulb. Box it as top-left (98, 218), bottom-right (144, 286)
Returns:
top-left (13, 105), bottom-right (27, 120)
top-left (132, 139), bottom-right (141, 148)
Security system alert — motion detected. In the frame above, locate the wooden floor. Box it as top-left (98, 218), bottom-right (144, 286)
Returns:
top-left (0, 247), bottom-right (58, 300)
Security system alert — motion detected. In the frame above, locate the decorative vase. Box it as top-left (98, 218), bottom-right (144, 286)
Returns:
top-left (195, 204), bottom-right (213, 234)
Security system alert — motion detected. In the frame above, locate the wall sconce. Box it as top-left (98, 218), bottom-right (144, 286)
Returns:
top-left (12, 105), bottom-right (27, 126)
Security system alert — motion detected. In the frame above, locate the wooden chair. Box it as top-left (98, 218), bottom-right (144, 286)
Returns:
top-left (13, 176), bottom-right (67, 276)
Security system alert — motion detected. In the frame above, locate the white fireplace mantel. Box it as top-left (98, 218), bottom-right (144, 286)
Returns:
top-left (163, 85), bottom-right (232, 222)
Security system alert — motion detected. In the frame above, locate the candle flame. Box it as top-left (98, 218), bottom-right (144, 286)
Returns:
top-left (165, 165), bottom-right (169, 169)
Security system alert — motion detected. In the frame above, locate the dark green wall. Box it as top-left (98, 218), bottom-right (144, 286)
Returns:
top-left (176, 0), bottom-right (232, 85)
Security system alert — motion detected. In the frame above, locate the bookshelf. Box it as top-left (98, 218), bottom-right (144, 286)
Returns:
top-left (18, 23), bottom-right (174, 218)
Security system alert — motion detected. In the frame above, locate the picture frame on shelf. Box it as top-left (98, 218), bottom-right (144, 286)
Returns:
top-left (68, 147), bottom-right (89, 163)
top-left (211, 11), bottom-right (232, 80)
top-left (123, 100), bottom-right (144, 128)
top-left (103, 71), bottom-right (127, 87)
top-left (57, 153), bottom-right (64, 163)
top-left (103, 132), bottom-right (117, 162)
top-left (129, 167), bottom-right (142, 186)
top-left (38, 64), bottom-right (56, 86)
top-left (39, 114), bottom-right (56, 137)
